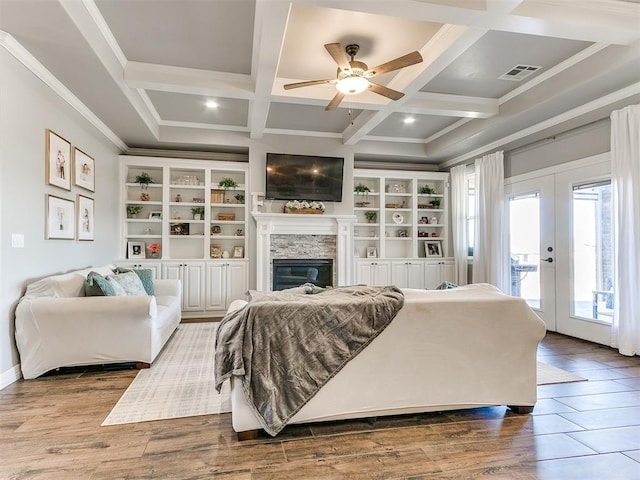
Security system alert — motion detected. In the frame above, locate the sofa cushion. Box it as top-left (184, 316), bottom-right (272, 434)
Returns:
top-left (85, 271), bottom-right (118, 296)
top-left (113, 267), bottom-right (155, 296)
top-left (107, 271), bottom-right (147, 296)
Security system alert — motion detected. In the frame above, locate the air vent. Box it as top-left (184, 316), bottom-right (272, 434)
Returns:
top-left (498, 64), bottom-right (542, 81)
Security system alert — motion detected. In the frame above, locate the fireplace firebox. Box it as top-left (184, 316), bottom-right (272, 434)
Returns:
top-left (272, 259), bottom-right (333, 291)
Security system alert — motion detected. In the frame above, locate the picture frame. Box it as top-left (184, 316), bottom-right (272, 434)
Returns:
top-left (233, 246), bottom-right (244, 258)
top-left (425, 240), bottom-right (442, 258)
top-left (46, 194), bottom-right (75, 240)
top-left (366, 246), bottom-right (377, 258)
top-left (149, 211), bottom-right (162, 220)
top-left (128, 241), bottom-right (146, 259)
top-left (45, 129), bottom-right (72, 191)
top-left (73, 147), bottom-right (95, 192)
top-left (76, 194), bottom-right (94, 241)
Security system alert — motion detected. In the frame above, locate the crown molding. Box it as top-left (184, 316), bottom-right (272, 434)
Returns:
top-left (0, 31), bottom-right (126, 151)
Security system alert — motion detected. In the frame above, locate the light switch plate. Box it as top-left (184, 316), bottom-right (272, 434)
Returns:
top-left (11, 233), bottom-right (24, 248)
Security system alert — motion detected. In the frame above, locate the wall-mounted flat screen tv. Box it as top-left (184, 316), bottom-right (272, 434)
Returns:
top-left (265, 153), bottom-right (344, 202)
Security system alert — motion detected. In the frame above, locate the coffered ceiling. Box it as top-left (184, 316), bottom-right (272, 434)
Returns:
top-left (1, 0), bottom-right (639, 167)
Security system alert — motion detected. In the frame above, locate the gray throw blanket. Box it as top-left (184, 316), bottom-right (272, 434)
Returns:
top-left (214, 284), bottom-right (404, 436)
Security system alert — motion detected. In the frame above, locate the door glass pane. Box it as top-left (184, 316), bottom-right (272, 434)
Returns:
top-left (509, 193), bottom-right (540, 308)
top-left (572, 181), bottom-right (613, 322)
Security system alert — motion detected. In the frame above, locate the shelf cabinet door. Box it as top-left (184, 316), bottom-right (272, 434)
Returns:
top-left (425, 260), bottom-right (455, 289)
top-left (206, 263), bottom-right (226, 310)
top-left (356, 260), bottom-right (391, 286)
top-left (391, 261), bottom-right (425, 289)
top-left (226, 261), bottom-right (248, 306)
top-left (163, 262), bottom-right (205, 311)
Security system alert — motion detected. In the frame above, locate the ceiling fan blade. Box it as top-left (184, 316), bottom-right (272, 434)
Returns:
top-left (368, 82), bottom-right (405, 101)
top-left (325, 92), bottom-right (345, 111)
top-left (284, 79), bottom-right (333, 90)
top-left (365, 51), bottom-right (423, 77)
top-left (324, 43), bottom-right (350, 71)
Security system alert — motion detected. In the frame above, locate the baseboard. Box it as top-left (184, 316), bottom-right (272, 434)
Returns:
top-left (0, 364), bottom-right (22, 390)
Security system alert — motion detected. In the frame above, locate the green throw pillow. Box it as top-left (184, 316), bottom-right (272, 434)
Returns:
top-left (113, 267), bottom-right (154, 295)
top-left (107, 272), bottom-right (146, 296)
top-left (85, 271), bottom-right (117, 296)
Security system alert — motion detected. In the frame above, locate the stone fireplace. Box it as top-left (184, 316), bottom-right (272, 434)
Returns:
top-left (252, 213), bottom-right (356, 291)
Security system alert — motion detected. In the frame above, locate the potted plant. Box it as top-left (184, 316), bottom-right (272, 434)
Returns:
top-left (419, 185), bottom-right (433, 194)
top-left (431, 199), bottom-right (441, 209)
top-left (126, 205), bottom-right (142, 218)
top-left (219, 178), bottom-right (238, 203)
top-left (234, 193), bottom-right (245, 204)
top-left (135, 172), bottom-right (153, 189)
top-left (191, 206), bottom-right (205, 220)
top-left (354, 183), bottom-right (371, 195)
top-left (364, 211), bottom-right (377, 223)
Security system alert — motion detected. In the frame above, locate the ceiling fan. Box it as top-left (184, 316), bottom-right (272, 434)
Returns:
top-left (284, 43), bottom-right (423, 111)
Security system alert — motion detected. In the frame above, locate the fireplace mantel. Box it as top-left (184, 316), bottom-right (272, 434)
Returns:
top-left (252, 212), bottom-right (356, 291)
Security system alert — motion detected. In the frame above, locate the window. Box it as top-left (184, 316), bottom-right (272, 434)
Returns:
top-left (572, 180), bottom-right (614, 322)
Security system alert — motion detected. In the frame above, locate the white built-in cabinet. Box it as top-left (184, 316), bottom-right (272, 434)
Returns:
top-left (356, 260), bottom-right (391, 286)
top-left (424, 259), bottom-right (455, 290)
top-left (206, 261), bottom-right (248, 311)
top-left (353, 168), bottom-right (455, 289)
top-left (118, 155), bottom-right (249, 317)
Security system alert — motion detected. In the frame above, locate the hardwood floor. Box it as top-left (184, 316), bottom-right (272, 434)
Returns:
top-left (1, 332), bottom-right (639, 479)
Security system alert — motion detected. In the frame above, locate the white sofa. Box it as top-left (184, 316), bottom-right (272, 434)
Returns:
top-left (15, 265), bottom-right (182, 379)
top-left (225, 284), bottom-right (546, 438)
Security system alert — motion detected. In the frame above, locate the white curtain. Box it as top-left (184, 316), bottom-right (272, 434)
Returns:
top-left (473, 151), bottom-right (508, 292)
top-left (450, 164), bottom-right (468, 285)
top-left (611, 104), bottom-right (640, 356)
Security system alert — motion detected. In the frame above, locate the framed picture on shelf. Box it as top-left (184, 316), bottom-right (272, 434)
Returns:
top-left (149, 211), bottom-right (162, 220)
top-left (366, 246), bottom-right (377, 258)
top-left (425, 240), bottom-right (442, 258)
top-left (233, 246), bottom-right (244, 258)
top-left (76, 194), bottom-right (94, 241)
top-left (46, 194), bottom-right (75, 240)
top-left (45, 129), bottom-right (72, 191)
top-left (128, 241), bottom-right (146, 259)
top-left (73, 147), bottom-right (95, 192)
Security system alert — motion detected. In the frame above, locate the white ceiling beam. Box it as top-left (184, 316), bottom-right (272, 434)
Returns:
top-left (59, 0), bottom-right (159, 139)
top-left (248, 0), bottom-right (292, 139)
top-left (404, 92), bottom-right (498, 118)
top-left (124, 61), bottom-right (255, 99)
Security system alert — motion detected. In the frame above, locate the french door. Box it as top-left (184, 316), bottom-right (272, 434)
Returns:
top-left (506, 159), bottom-right (613, 346)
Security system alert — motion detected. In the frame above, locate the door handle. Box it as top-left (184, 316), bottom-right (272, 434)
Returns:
top-left (542, 257), bottom-right (554, 263)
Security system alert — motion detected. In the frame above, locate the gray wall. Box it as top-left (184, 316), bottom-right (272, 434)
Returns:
top-left (0, 49), bottom-right (121, 384)
top-left (504, 120), bottom-right (610, 178)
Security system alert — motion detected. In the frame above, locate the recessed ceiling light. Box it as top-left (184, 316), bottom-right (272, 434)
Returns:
top-left (403, 117), bottom-right (416, 124)
top-left (205, 100), bottom-right (218, 109)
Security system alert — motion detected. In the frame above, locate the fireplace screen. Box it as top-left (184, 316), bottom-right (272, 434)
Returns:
top-left (272, 259), bottom-right (333, 291)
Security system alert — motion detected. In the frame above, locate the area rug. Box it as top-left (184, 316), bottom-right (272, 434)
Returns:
top-left (102, 323), bottom-right (586, 426)
top-left (102, 322), bottom-right (231, 426)
top-left (537, 361), bottom-right (587, 385)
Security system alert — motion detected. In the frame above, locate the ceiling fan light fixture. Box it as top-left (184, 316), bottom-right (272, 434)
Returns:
top-left (336, 75), bottom-right (369, 95)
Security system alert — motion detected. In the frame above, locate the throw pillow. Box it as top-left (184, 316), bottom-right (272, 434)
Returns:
top-left (85, 271), bottom-right (117, 296)
top-left (107, 271), bottom-right (147, 296)
top-left (436, 281), bottom-right (458, 290)
top-left (113, 267), bottom-right (154, 295)
top-left (106, 276), bottom-right (128, 296)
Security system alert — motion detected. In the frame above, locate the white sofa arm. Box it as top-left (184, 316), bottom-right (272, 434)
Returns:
top-left (15, 296), bottom-right (158, 379)
top-left (153, 279), bottom-right (181, 299)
